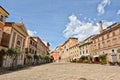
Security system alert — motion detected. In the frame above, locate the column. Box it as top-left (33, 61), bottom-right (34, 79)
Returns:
top-left (21, 38), bottom-right (24, 51)
top-left (9, 31), bottom-right (14, 48)
top-left (13, 33), bottom-right (17, 48)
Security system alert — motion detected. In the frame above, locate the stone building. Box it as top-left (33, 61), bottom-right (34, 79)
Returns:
top-left (0, 6), bottom-right (9, 67)
top-left (42, 40), bottom-right (50, 54)
top-left (2, 22), bottom-right (28, 67)
top-left (0, 6), bottom-right (9, 49)
top-left (79, 35), bottom-right (96, 57)
top-left (32, 37), bottom-right (49, 56)
top-left (92, 21), bottom-right (120, 61)
top-left (54, 44), bottom-right (63, 60)
top-left (60, 37), bottom-right (78, 61)
top-left (69, 43), bottom-right (79, 61)
top-left (24, 36), bottom-right (37, 64)
top-left (51, 51), bottom-right (60, 62)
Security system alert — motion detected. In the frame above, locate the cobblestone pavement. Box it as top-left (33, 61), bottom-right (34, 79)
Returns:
top-left (0, 62), bottom-right (120, 80)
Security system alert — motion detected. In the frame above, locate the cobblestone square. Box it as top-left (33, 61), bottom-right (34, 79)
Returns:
top-left (0, 62), bottom-right (120, 80)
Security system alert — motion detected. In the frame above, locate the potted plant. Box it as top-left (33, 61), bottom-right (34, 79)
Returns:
top-left (99, 55), bottom-right (107, 65)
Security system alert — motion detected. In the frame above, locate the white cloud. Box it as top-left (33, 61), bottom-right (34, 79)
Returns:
top-left (27, 30), bottom-right (37, 36)
top-left (97, 0), bottom-right (111, 14)
top-left (102, 20), bottom-right (114, 29)
top-left (63, 15), bottom-right (114, 41)
top-left (117, 10), bottom-right (120, 15)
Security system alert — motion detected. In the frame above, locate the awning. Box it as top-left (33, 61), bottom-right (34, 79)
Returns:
top-left (82, 54), bottom-right (90, 56)
top-left (93, 55), bottom-right (99, 57)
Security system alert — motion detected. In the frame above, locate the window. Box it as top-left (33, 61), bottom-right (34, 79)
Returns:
top-left (35, 51), bottom-right (37, 54)
top-left (80, 47), bottom-right (81, 50)
top-left (29, 48), bottom-right (31, 53)
top-left (102, 42), bottom-right (104, 44)
top-left (86, 50), bottom-right (88, 53)
top-left (103, 52), bottom-right (104, 54)
top-left (94, 45), bottom-right (96, 47)
top-left (66, 49), bottom-right (68, 51)
top-left (102, 36), bottom-right (104, 40)
top-left (33, 42), bottom-right (34, 46)
top-left (30, 40), bottom-right (32, 44)
top-left (0, 29), bottom-right (2, 37)
top-left (98, 43), bottom-right (100, 49)
top-left (112, 49), bottom-right (114, 53)
top-left (80, 51), bottom-right (81, 55)
top-left (0, 14), bottom-right (3, 22)
top-left (83, 51), bottom-right (84, 54)
top-left (107, 40), bottom-right (110, 42)
top-left (107, 34), bottom-right (109, 38)
top-left (113, 38), bottom-right (117, 41)
top-left (32, 49), bottom-right (34, 54)
top-left (17, 40), bottom-right (21, 46)
top-left (113, 32), bottom-right (115, 36)
top-left (35, 44), bottom-right (37, 47)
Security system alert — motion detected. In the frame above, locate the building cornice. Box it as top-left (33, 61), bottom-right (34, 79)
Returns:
top-left (92, 23), bottom-right (120, 40)
top-left (0, 6), bottom-right (9, 16)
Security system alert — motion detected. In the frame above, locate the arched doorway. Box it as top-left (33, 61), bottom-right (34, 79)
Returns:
top-left (0, 49), bottom-right (6, 67)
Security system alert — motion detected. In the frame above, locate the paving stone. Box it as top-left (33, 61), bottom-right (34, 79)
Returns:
top-left (0, 62), bottom-right (120, 80)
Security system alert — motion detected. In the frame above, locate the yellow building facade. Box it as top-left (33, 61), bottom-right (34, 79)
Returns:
top-left (32, 37), bottom-right (49, 56)
top-left (69, 43), bottom-right (79, 61)
top-left (60, 37), bottom-right (78, 61)
top-left (0, 6), bottom-right (9, 48)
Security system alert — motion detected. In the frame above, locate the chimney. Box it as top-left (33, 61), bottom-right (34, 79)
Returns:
top-left (99, 21), bottom-right (103, 33)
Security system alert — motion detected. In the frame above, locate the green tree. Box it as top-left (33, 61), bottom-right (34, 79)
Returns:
top-left (117, 48), bottom-right (120, 53)
top-left (26, 55), bottom-right (32, 60)
top-left (7, 48), bottom-right (20, 56)
top-left (99, 55), bottom-right (107, 64)
top-left (34, 54), bottom-right (39, 60)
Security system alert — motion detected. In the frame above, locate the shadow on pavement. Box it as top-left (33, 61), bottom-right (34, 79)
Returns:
top-left (0, 62), bottom-right (53, 75)
top-left (0, 65), bottom-right (31, 75)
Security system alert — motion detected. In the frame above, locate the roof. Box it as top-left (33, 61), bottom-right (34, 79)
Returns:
top-left (32, 36), bottom-right (49, 49)
top-left (62, 37), bottom-right (78, 46)
top-left (84, 34), bottom-right (98, 41)
top-left (69, 43), bottom-right (79, 49)
top-left (5, 22), bottom-right (29, 37)
top-left (92, 22), bottom-right (120, 39)
top-left (0, 6), bottom-right (9, 16)
top-left (29, 36), bottom-right (37, 43)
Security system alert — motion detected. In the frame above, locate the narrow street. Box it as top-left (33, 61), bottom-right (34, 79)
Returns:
top-left (0, 62), bottom-right (120, 80)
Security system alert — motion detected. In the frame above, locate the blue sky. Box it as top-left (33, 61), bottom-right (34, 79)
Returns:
top-left (0, 0), bottom-right (120, 50)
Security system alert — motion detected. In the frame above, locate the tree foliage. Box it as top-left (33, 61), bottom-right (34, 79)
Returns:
top-left (26, 55), bottom-right (32, 60)
top-left (117, 48), bottom-right (120, 53)
top-left (7, 48), bottom-right (20, 56)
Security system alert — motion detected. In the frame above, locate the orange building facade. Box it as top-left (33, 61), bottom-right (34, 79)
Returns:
top-left (51, 51), bottom-right (60, 62)
top-left (92, 22), bottom-right (120, 60)
top-left (0, 6), bottom-right (9, 46)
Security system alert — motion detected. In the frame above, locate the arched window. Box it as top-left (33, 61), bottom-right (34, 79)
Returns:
top-left (17, 40), bottom-right (21, 46)
top-left (112, 49), bottom-right (114, 53)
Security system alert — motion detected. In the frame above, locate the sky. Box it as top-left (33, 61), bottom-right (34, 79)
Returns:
top-left (0, 0), bottom-right (120, 50)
